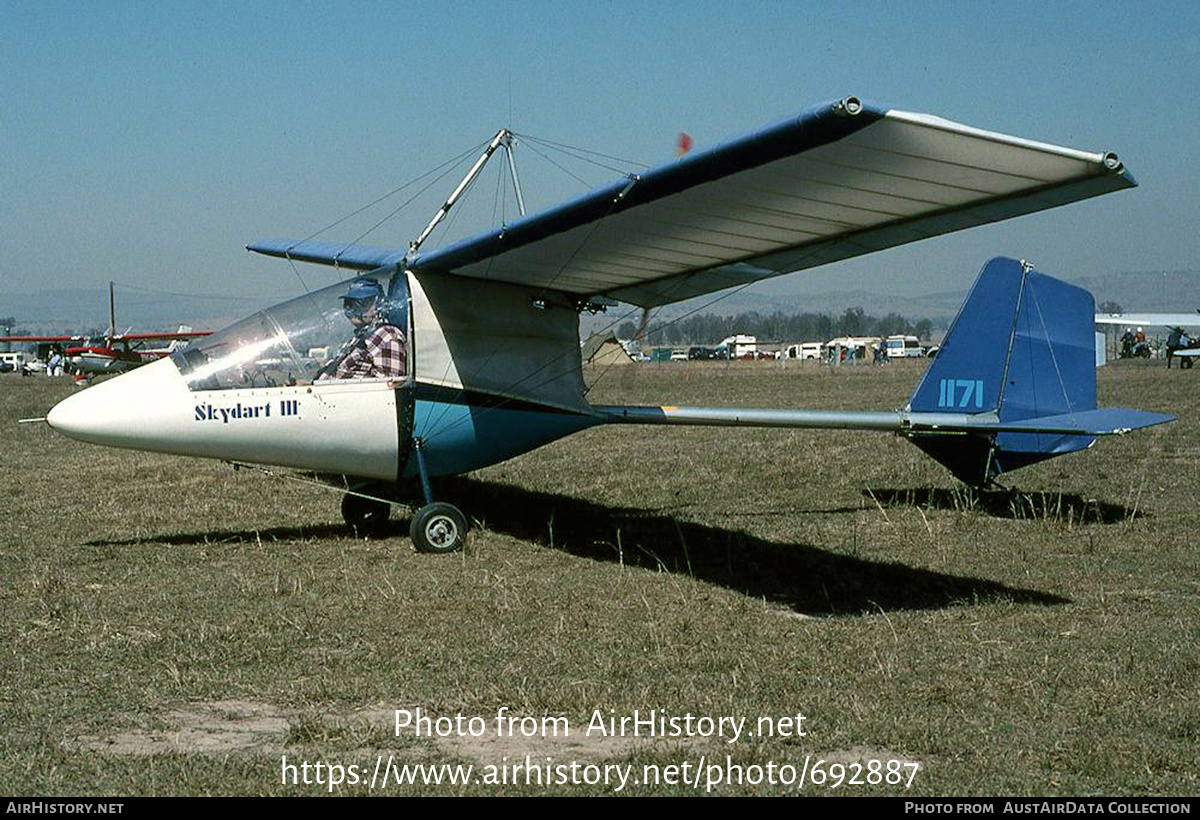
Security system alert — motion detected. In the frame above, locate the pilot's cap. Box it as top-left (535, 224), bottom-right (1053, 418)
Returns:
top-left (342, 277), bottom-right (385, 319)
top-left (343, 277), bottom-right (384, 302)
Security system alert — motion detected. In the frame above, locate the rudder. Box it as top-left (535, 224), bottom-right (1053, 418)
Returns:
top-left (907, 257), bottom-right (1099, 485)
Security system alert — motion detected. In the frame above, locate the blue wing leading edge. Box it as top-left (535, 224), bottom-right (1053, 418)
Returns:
top-left (249, 97), bottom-right (1135, 309)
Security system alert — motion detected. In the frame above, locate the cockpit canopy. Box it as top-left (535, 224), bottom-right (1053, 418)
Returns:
top-left (172, 268), bottom-right (408, 391)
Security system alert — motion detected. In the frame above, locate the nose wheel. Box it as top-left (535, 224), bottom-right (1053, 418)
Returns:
top-left (410, 502), bottom-right (468, 554)
top-left (404, 438), bottom-right (469, 553)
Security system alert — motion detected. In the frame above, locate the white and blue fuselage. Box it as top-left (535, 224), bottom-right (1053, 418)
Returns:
top-left (46, 259), bottom-right (1174, 497)
top-left (47, 267), bottom-right (603, 485)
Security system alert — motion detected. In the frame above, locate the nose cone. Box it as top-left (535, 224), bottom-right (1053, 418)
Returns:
top-left (46, 354), bottom-right (403, 479)
top-left (47, 357), bottom-right (191, 450)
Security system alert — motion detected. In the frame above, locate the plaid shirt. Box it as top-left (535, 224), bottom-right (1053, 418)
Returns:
top-left (322, 323), bottom-right (407, 380)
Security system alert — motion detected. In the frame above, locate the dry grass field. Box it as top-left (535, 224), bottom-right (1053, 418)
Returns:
top-left (1, 360), bottom-right (1195, 796)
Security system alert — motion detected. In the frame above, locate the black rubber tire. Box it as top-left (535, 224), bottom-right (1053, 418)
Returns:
top-left (410, 502), bottom-right (467, 554)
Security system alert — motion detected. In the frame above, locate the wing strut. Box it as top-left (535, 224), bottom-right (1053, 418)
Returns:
top-left (409, 129), bottom-right (526, 255)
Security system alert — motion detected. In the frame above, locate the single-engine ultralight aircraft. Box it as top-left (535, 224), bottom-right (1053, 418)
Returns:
top-left (44, 97), bottom-right (1173, 552)
top-left (65, 327), bottom-right (209, 380)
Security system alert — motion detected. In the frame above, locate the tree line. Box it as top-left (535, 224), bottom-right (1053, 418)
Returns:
top-left (618, 308), bottom-right (936, 348)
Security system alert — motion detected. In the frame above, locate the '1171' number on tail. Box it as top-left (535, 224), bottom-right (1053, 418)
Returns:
top-left (939, 378), bottom-right (984, 409)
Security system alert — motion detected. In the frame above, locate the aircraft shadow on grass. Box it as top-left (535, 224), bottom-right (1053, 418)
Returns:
top-left (88, 522), bottom-right (358, 548)
top-left (87, 475), bottom-right (1070, 614)
top-left (87, 477), bottom-right (1075, 616)
top-left (432, 478), bottom-right (1071, 616)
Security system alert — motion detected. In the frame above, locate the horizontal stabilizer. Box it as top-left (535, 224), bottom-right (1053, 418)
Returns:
top-left (905, 257), bottom-right (1174, 485)
top-left (988, 407), bottom-right (1172, 436)
top-left (906, 407), bottom-right (1174, 436)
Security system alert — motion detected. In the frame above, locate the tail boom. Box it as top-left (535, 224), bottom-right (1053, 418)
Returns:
top-left (594, 404), bottom-right (1169, 437)
top-left (594, 257), bottom-right (1172, 488)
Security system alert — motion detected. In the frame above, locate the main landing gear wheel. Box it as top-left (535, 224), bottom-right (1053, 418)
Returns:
top-left (341, 491), bottom-right (391, 537)
top-left (410, 502), bottom-right (468, 554)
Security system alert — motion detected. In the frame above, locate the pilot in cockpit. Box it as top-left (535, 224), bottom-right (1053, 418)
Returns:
top-left (316, 277), bottom-right (407, 380)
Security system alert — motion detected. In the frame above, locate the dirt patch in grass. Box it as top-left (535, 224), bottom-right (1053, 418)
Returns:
top-left (68, 700), bottom-right (665, 763)
top-left (71, 700), bottom-right (292, 756)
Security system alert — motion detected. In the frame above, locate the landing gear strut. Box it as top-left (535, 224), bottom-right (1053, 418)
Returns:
top-left (410, 502), bottom-right (467, 554)
top-left (409, 439), bottom-right (468, 553)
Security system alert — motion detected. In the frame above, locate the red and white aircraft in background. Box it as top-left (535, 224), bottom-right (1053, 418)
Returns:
top-left (2, 282), bottom-right (210, 384)
top-left (66, 328), bottom-right (211, 381)
top-left (1, 328), bottom-right (210, 384)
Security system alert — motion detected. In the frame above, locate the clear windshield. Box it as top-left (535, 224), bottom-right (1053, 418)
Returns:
top-left (172, 268), bottom-right (408, 391)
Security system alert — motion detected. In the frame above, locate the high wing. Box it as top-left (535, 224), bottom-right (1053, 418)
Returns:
top-left (249, 96), bottom-right (1135, 308)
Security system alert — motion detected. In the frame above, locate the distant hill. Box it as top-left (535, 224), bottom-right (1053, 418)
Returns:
top-left (1068, 270), bottom-right (1200, 314)
top-left (7, 269), bottom-right (1199, 337)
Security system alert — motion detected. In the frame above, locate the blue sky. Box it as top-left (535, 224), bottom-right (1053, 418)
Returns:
top-left (3, 1), bottom-right (1198, 307)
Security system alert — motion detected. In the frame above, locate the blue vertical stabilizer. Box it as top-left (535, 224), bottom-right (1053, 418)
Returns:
top-left (907, 257), bottom-right (1103, 485)
top-left (596, 255), bottom-right (1171, 487)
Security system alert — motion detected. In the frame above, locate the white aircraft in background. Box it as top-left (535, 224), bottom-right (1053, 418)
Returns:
top-left (1095, 313), bottom-right (1200, 366)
